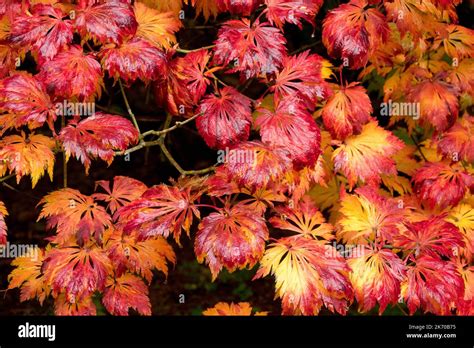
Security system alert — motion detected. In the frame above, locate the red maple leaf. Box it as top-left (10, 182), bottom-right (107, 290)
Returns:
top-left (102, 273), bottom-right (151, 316)
top-left (99, 37), bottom-right (167, 83)
top-left (271, 51), bottom-right (332, 108)
top-left (195, 202), bottom-right (269, 280)
top-left (322, 82), bottom-right (373, 140)
top-left (401, 256), bottom-right (464, 315)
top-left (43, 243), bottom-right (113, 301)
top-left (222, 141), bottom-right (293, 190)
top-left (213, 18), bottom-right (286, 79)
top-left (412, 162), bottom-right (473, 209)
top-left (59, 113), bottom-right (139, 173)
top-left (11, 4), bottom-right (73, 62)
top-left (436, 116), bottom-right (474, 163)
top-left (37, 45), bottom-right (103, 101)
top-left (256, 96), bottom-right (321, 168)
top-left (75, 1), bottom-right (137, 45)
top-left (197, 86), bottom-right (252, 149)
top-left (395, 216), bottom-right (464, 259)
top-left (217, 0), bottom-right (263, 16)
top-left (0, 72), bottom-right (56, 134)
top-left (322, 0), bottom-right (389, 69)
top-left (264, 0), bottom-right (323, 29)
top-left (116, 184), bottom-right (201, 244)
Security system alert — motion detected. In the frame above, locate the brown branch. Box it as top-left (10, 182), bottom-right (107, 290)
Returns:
top-left (141, 112), bottom-right (203, 138)
top-left (118, 79), bottom-right (141, 133)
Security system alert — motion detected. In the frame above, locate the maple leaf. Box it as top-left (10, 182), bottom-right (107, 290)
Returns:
top-left (447, 59), bottom-right (474, 94)
top-left (337, 185), bottom-right (405, 244)
top-left (0, 132), bottom-right (55, 187)
top-left (38, 188), bottom-right (112, 245)
top-left (75, 1), bottom-right (137, 45)
top-left (59, 113), bottom-right (139, 173)
top-left (395, 216), bottom-right (464, 259)
top-left (217, 0), bottom-right (262, 16)
top-left (37, 45), bottom-right (103, 101)
top-left (282, 156), bottom-right (327, 202)
top-left (0, 200), bottom-right (7, 244)
top-left (176, 49), bottom-right (212, 105)
top-left (269, 196), bottom-right (334, 241)
top-left (321, 82), bottom-right (373, 140)
top-left (203, 302), bottom-right (267, 316)
top-left (134, 2), bottom-right (181, 49)
top-left (104, 228), bottom-right (175, 283)
top-left (99, 37), bottom-right (167, 83)
top-left (322, 0), bottom-right (389, 69)
top-left (436, 116), bottom-right (474, 163)
top-left (408, 77), bottom-right (459, 132)
top-left (10, 4), bottom-right (73, 62)
top-left (264, 0), bottom-right (322, 29)
top-left (54, 294), bottom-right (97, 316)
top-left (434, 24), bottom-right (474, 59)
top-left (222, 141), bottom-right (293, 190)
top-left (43, 243), bottom-right (113, 301)
top-left (256, 96), bottom-right (321, 168)
top-left (254, 235), bottom-right (353, 315)
top-left (447, 204), bottom-right (474, 259)
top-left (197, 87), bottom-right (252, 149)
top-left (102, 273), bottom-right (151, 316)
top-left (401, 256), bottom-right (464, 315)
top-left (332, 121), bottom-right (404, 188)
top-left (272, 51), bottom-right (332, 108)
top-left (195, 202), bottom-right (269, 280)
top-left (0, 43), bottom-right (18, 78)
top-left (213, 18), bottom-right (286, 79)
top-left (8, 248), bottom-right (49, 304)
top-left (117, 184), bottom-right (200, 244)
top-left (93, 176), bottom-right (148, 215)
top-left (348, 248), bottom-right (406, 314)
top-left (412, 162), bottom-right (473, 209)
top-left (138, 0), bottom-right (183, 14)
top-left (0, 72), bottom-right (55, 134)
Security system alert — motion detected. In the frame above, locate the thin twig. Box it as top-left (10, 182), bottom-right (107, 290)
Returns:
top-left (0, 174), bottom-right (15, 184)
top-left (410, 134), bottom-right (428, 162)
top-left (141, 112), bottom-right (202, 138)
top-left (118, 79), bottom-right (141, 133)
top-left (61, 116), bottom-right (67, 188)
top-left (176, 45), bottom-right (215, 54)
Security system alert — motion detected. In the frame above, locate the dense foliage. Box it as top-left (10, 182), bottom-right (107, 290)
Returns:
top-left (0, 0), bottom-right (473, 316)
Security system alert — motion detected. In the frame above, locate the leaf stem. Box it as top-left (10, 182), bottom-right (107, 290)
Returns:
top-left (176, 45), bottom-right (215, 54)
top-left (118, 79), bottom-right (141, 133)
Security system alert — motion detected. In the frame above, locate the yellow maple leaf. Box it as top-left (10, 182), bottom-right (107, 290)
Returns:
top-left (135, 2), bottom-right (182, 49)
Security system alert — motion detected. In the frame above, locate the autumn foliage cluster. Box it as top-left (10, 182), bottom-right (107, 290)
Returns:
top-left (0, 0), bottom-right (473, 316)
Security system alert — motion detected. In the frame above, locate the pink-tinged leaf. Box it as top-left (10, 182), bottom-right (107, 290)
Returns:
top-left (321, 82), bottom-right (373, 140)
top-left (11, 4), bottom-right (73, 61)
top-left (102, 273), bottom-right (151, 316)
top-left (401, 256), bottom-right (464, 315)
top-left (254, 235), bottom-right (354, 315)
top-left (264, 0), bottom-right (323, 29)
top-left (322, 0), bottom-right (389, 69)
top-left (197, 86), bottom-right (252, 149)
top-left (0, 43), bottom-right (18, 78)
top-left (222, 141), bottom-right (293, 190)
top-left (0, 72), bottom-right (56, 134)
top-left (75, 1), bottom-right (138, 45)
top-left (93, 176), bottom-right (148, 215)
top-left (43, 244), bottom-right (113, 301)
top-left (213, 18), bottom-right (286, 79)
top-left (395, 216), bottom-right (464, 259)
top-left (348, 247), bottom-right (406, 314)
top-left (195, 202), bottom-right (269, 280)
top-left (0, 200), bottom-right (7, 244)
top-left (436, 116), bottom-right (474, 163)
top-left (117, 184), bottom-right (201, 245)
top-left (272, 51), bottom-right (332, 108)
top-left (412, 162), bottom-right (473, 209)
top-left (256, 96), bottom-right (321, 168)
top-left (37, 45), bottom-right (103, 101)
top-left (99, 37), bottom-right (166, 83)
top-left (59, 113), bottom-right (139, 173)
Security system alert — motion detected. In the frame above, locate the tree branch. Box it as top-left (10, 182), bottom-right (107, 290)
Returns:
top-left (118, 79), bottom-right (141, 133)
